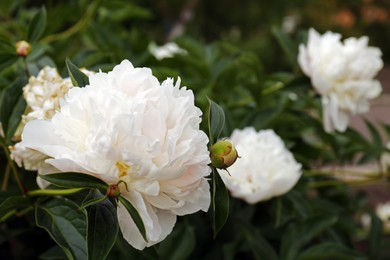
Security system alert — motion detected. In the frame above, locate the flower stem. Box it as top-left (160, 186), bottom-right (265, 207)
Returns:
top-left (1, 162), bottom-right (10, 191)
top-left (28, 188), bottom-right (84, 197)
top-left (1, 144), bottom-right (26, 195)
top-left (41, 0), bottom-right (99, 44)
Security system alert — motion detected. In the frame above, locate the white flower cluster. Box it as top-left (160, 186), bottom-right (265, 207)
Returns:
top-left (219, 127), bottom-right (302, 204)
top-left (19, 60), bottom-right (211, 250)
top-left (298, 28), bottom-right (383, 132)
top-left (11, 67), bottom-right (73, 172)
top-left (23, 66), bottom-right (73, 122)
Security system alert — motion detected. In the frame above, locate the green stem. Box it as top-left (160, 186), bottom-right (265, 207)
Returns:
top-left (1, 162), bottom-right (10, 191)
top-left (1, 144), bottom-right (26, 195)
top-left (41, 0), bottom-right (99, 44)
top-left (261, 81), bottom-right (284, 96)
top-left (28, 188), bottom-right (84, 197)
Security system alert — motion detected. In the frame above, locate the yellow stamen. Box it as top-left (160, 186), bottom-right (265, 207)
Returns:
top-left (116, 161), bottom-right (130, 177)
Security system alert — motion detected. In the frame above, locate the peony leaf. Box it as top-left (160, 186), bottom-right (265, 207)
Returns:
top-left (118, 196), bottom-right (147, 242)
top-left (65, 57), bottom-right (89, 88)
top-left (297, 242), bottom-right (365, 260)
top-left (271, 27), bottom-right (298, 71)
top-left (158, 223), bottom-right (195, 260)
top-left (81, 189), bottom-right (109, 209)
top-left (207, 98), bottom-right (225, 144)
top-left (243, 224), bottom-right (279, 260)
top-left (211, 166), bottom-right (229, 238)
top-left (0, 195), bottom-right (30, 222)
top-left (86, 189), bottom-right (118, 260)
top-left (281, 215), bottom-right (338, 260)
top-left (0, 78), bottom-right (27, 144)
top-left (27, 6), bottom-right (47, 43)
top-left (5, 95), bottom-right (26, 142)
top-left (35, 198), bottom-right (87, 260)
top-left (39, 172), bottom-right (108, 190)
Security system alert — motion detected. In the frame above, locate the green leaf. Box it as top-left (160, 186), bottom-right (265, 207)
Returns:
top-left (0, 78), bottom-right (27, 144)
top-left (66, 57), bottom-right (89, 87)
top-left (35, 198), bottom-right (87, 260)
top-left (118, 196), bottom-right (147, 242)
top-left (39, 245), bottom-right (67, 260)
top-left (211, 166), bottom-right (229, 237)
top-left (87, 189), bottom-right (118, 260)
top-left (368, 213), bottom-right (383, 259)
top-left (27, 6), bottom-right (47, 43)
top-left (271, 27), bottom-right (298, 70)
top-left (243, 225), bottom-right (279, 260)
top-left (39, 172), bottom-right (108, 190)
top-left (0, 196), bottom-right (30, 222)
top-left (81, 189), bottom-right (108, 209)
top-left (207, 98), bottom-right (225, 144)
top-left (281, 216), bottom-right (338, 260)
top-left (158, 223), bottom-right (196, 260)
top-left (0, 52), bottom-right (19, 71)
top-left (297, 242), bottom-right (366, 260)
top-left (364, 119), bottom-right (383, 158)
top-left (5, 95), bottom-right (26, 141)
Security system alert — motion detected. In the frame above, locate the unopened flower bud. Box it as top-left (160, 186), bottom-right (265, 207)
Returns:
top-left (106, 184), bottom-right (120, 198)
top-left (210, 140), bottom-right (238, 169)
top-left (15, 40), bottom-right (32, 57)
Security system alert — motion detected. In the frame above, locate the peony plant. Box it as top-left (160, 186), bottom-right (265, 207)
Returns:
top-left (1, 2), bottom-right (390, 259)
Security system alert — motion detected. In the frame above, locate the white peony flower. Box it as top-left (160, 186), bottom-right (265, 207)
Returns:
top-left (10, 66), bottom-right (95, 172)
top-left (23, 66), bottom-right (73, 122)
top-left (10, 67), bottom-right (73, 172)
top-left (298, 28), bottom-right (383, 132)
top-left (148, 42), bottom-right (187, 60)
top-left (19, 59), bottom-right (211, 250)
top-left (219, 127), bottom-right (302, 204)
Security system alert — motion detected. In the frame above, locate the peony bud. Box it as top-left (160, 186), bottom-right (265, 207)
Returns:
top-left (210, 140), bottom-right (238, 169)
top-left (106, 184), bottom-right (121, 198)
top-left (15, 40), bottom-right (32, 57)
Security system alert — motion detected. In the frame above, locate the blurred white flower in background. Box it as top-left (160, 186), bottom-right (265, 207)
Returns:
top-left (219, 127), bottom-right (302, 204)
top-left (298, 28), bottom-right (383, 133)
top-left (381, 142), bottom-right (390, 172)
top-left (376, 202), bottom-right (390, 233)
top-left (148, 42), bottom-right (187, 60)
top-left (361, 202), bottom-right (390, 234)
top-left (19, 60), bottom-right (211, 250)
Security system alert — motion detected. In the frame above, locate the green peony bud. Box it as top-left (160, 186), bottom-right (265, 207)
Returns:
top-left (15, 40), bottom-right (32, 57)
top-left (106, 184), bottom-right (121, 198)
top-left (210, 140), bottom-right (238, 169)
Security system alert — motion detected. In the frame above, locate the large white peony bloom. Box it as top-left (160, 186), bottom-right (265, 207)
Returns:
top-left (10, 67), bottom-right (73, 172)
top-left (298, 28), bottom-right (383, 132)
top-left (219, 127), bottom-right (302, 204)
top-left (19, 59), bottom-right (211, 250)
